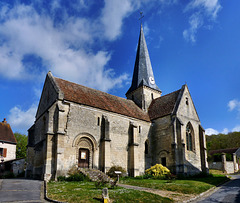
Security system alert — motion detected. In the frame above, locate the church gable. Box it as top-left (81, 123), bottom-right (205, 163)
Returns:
top-left (174, 85), bottom-right (200, 122)
top-left (36, 72), bottom-right (62, 119)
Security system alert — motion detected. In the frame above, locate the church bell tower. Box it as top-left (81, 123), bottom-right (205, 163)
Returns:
top-left (126, 24), bottom-right (162, 111)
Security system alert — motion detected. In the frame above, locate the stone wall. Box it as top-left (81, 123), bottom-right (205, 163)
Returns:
top-left (208, 161), bottom-right (238, 174)
top-left (208, 153), bottom-right (239, 174)
top-left (152, 115), bottom-right (175, 171)
top-left (59, 101), bottom-right (151, 177)
top-left (12, 158), bottom-right (25, 176)
top-left (126, 86), bottom-right (161, 111)
top-left (208, 162), bottom-right (223, 171)
top-left (28, 98), bottom-right (152, 180)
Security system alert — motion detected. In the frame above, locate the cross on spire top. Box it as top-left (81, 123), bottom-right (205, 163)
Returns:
top-left (139, 11), bottom-right (144, 23)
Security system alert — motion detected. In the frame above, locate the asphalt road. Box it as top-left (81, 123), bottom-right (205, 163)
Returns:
top-left (196, 175), bottom-right (240, 203)
top-left (0, 179), bottom-right (47, 202)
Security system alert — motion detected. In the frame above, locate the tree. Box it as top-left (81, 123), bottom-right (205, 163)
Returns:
top-left (14, 133), bottom-right (28, 159)
top-left (206, 131), bottom-right (240, 151)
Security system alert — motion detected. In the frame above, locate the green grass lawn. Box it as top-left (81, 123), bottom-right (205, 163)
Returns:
top-left (47, 181), bottom-right (173, 203)
top-left (120, 174), bottom-right (230, 194)
top-left (209, 169), bottom-right (226, 175)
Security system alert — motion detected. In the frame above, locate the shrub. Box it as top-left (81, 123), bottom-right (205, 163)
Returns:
top-left (67, 165), bottom-right (79, 176)
top-left (57, 176), bottom-right (66, 181)
top-left (94, 173), bottom-right (109, 188)
top-left (66, 173), bottom-right (86, 181)
top-left (109, 178), bottom-right (118, 189)
top-left (57, 173), bottom-right (89, 182)
top-left (3, 172), bottom-right (15, 179)
top-left (57, 165), bottom-right (90, 182)
top-left (106, 166), bottom-right (127, 178)
top-left (16, 171), bottom-right (25, 178)
top-left (145, 164), bottom-right (171, 179)
top-left (134, 173), bottom-right (153, 179)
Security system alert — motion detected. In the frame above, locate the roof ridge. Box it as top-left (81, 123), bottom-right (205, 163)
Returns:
top-left (153, 88), bottom-right (181, 101)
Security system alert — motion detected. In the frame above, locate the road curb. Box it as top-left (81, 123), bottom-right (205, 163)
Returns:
top-left (185, 177), bottom-right (232, 203)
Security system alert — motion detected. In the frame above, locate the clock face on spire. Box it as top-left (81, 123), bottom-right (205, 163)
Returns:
top-left (149, 76), bottom-right (155, 85)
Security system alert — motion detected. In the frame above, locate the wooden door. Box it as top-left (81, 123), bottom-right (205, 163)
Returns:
top-left (78, 148), bottom-right (89, 168)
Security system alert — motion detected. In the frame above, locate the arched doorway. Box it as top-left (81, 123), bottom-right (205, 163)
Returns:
top-left (73, 133), bottom-right (97, 169)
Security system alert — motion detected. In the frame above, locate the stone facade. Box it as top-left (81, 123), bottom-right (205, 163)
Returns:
top-left (26, 25), bottom-right (208, 181)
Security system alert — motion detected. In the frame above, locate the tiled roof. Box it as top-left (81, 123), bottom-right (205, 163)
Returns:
top-left (209, 148), bottom-right (239, 155)
top-left (0, 121), bottom-right (17, 144)
top-left (148, 89), bottom-right (181, 120)
top-left (54, 77), bottom-right (150, 122)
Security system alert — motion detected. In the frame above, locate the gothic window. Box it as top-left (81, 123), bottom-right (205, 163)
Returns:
top-left (186, 123), bottom-right (194, 151)
top-left (186, 97), bottom-right (189, 105)
top-left (139, 126), bottom-right (141, 133)
top-left (151, 93), bottom-right (154, 100)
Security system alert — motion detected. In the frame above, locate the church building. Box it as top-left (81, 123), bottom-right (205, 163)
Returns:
top-left (26, 25), bottom-right (208, 180)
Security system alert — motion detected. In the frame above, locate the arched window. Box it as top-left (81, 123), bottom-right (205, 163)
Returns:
top-left (186, 123), bottom-right (194, 151)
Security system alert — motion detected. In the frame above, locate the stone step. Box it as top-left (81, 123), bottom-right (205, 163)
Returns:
top-left (78, 168), bottom-right (111, 182)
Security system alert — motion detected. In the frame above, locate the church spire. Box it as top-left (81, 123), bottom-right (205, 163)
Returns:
top-left (126, 24), bottom-right (161, 95)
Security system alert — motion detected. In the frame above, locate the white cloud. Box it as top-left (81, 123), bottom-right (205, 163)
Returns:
top-left (143, 23), bottom-right (150, 37)
top-left (8, 104), bottom-right (38, 133)
top-left (0, 2), bottom-right (130, 92)
top-left (228, 99), bottom-right (240, 111)
top-left (206, 126), bottom-right (240, 135)
top-left (205, 128), bottom-right (219, 135)
top-left (183, 0), bottom-right (222, 43)
top-left (232, 125), bottom-right (240, 132)
top-left (222, 128), bottom-right (229, 134)
top-left (185, 0), bottom-right (221, 19)
top-left (100, 0), bottom-right (134, 41)
top-left (183, 12), bottom-right (203, 43)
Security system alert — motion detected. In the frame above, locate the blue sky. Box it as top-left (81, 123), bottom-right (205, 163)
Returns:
top-left (0, 0), bottom-right (240, 136)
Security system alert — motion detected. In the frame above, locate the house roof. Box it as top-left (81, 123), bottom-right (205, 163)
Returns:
top-left (0, 119), bottom-right (17, 144)
top-left (148, 89), bottom-right (181, 120)
top-left (126, 24), bottom-right (161, 95)
top-left (209, 148), bottom-right (239, 156)
top-left (54, 77), bottom-right (151, 122)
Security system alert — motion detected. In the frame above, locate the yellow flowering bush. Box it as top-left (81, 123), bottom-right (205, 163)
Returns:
top-left (145, 164), bottom-right (171, 179)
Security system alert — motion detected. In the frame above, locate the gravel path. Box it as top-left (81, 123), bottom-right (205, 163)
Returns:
top-left (118, 183), bottom-right (196, 202)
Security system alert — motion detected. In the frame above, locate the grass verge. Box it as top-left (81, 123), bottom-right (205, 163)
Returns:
top-left (120, 174), bottom-right (230, 194)
top-left (47, 181), bottom-right (173, 203)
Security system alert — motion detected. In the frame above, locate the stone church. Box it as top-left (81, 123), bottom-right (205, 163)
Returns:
top-left (26, 25), bottom-right (208, 180)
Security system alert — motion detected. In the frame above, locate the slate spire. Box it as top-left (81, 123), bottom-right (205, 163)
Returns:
top-left (126, 24), bottom-right (161, 95)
